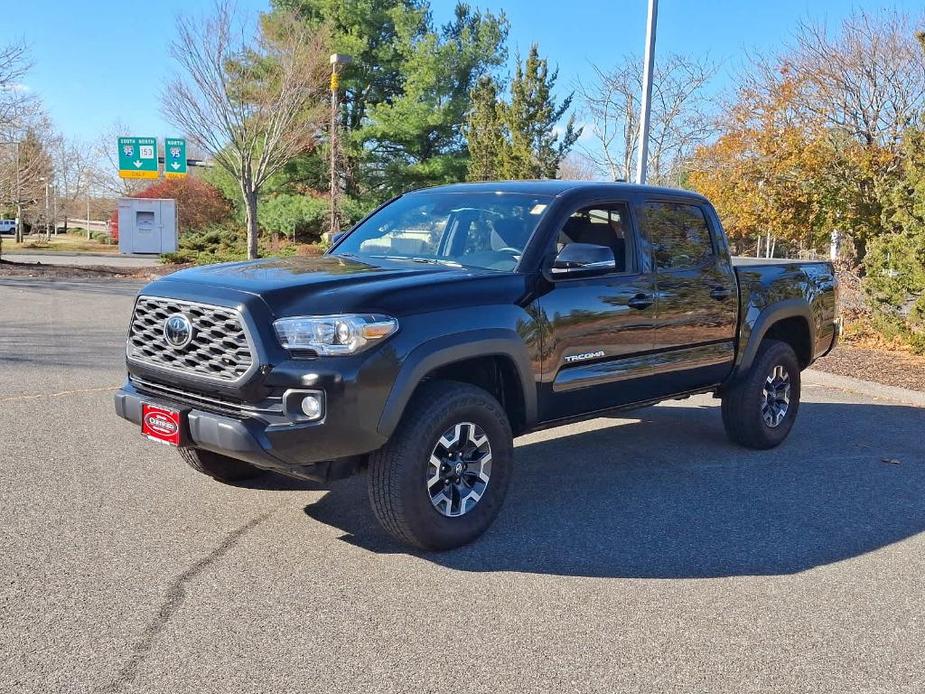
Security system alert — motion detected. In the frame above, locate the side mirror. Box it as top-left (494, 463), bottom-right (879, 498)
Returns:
top-left (331, 231), bottom-right (347, 245)
top-left (550, 243), bottom-right (616, 278)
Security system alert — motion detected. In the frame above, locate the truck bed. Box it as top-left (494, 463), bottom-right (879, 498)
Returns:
top-left (731, 256), bottom-right (838, 368)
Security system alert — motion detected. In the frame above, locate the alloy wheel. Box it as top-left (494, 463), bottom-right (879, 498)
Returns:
top-left (762, 364), bottom-right (791, 428)
top-left (427, 422), bottom-right (492, 517)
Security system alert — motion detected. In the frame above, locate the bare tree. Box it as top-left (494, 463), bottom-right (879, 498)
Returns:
top-left (557, 151), bottom-right (598, 180)
top-left (577, 54), bottom-right (717, 184)
top-left (0, 40), bottom-right (33, 130)
top-left (162, 2), bottom-right (329, 258)
top-left (51, 136), bottom-right (96, 234)
top-left (0, 39), bottom-right (37, 244)
top-left (790, 10), bottom-right (925, 151)
top-left (0, 109), bottom-right (53, 242)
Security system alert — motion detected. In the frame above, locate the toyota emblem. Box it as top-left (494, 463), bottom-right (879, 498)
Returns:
top-left (163, 313), bottom-right (194, 349)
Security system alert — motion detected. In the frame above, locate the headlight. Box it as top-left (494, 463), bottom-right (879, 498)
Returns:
top-left (273, 314), bottom-right (398, 355)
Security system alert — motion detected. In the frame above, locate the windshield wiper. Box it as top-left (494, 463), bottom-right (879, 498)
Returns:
top-left (367, 255), bottom-right (463, 268)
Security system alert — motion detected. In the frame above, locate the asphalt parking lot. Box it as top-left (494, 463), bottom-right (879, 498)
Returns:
top-left (1, 277), bottom-right (924, 694)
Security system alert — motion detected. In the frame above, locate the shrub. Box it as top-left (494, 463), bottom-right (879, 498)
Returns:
top-left (341, 196), bottom-right (377, 227)
top-left (167, 222), bottom-right (248, 265)
top-left (133, 176), bottom-right (233, 233)
top-left (864, 227), bottom-right (925, 355)
top-left (160, 250), bottom-right (198, 265)
top-left (259, 194), bottom-right (328, 243)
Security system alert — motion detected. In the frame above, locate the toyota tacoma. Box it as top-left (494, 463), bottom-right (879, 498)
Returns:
top-left (115, 182), bottom-right (839, 549)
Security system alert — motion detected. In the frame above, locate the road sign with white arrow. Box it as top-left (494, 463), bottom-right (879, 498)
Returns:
top-left (118, 137), bottom-right (158, 179)
top-left (164, 138), bottom-right (187, 178)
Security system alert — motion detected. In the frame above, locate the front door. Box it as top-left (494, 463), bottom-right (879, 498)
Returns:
top-left (536, 202), bottom-right (658, 421)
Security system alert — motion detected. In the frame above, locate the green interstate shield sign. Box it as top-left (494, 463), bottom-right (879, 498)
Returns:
top-left (164, 138), bottom-right (187, 178)
top-left (118, 137), bottom-right (158, 179)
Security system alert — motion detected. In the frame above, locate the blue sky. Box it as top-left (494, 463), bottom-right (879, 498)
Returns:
top-left (8, 0), bottom-right (925, 144)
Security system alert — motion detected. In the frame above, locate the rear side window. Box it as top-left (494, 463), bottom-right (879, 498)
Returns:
top-left (641, 202), bottom-right (713, 270)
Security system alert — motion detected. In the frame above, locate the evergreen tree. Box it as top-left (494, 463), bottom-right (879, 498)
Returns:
top-left (504, 45), bottom-right (580, 178)
top-left (465, 44), bottom-right (580, 181)
top-left (271, 1), bottom-right (508, 198)
top-left (465, 76), bottom-right (505, 181)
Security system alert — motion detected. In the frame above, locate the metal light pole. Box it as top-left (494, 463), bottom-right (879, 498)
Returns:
top-left (14, 142), bottom-right (21, 242)
top-left (635, 0), bottom-right (659, 185)
top-left (329, 53), bottom-right (352, 237)
top-left (42, 179), bottom-right (50, 241)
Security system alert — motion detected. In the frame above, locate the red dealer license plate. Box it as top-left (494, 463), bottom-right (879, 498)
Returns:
top-left (141, 404), bottom-right (185, 446)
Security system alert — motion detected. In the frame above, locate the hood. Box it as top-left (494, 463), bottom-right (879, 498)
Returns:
top-left (161, 255), bottom-right (435, 293)
top-left (155, 254), bottom-right (528, 318)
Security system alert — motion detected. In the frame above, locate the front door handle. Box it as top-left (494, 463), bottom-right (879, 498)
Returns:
top-left (627, 293), bottom-right (654, 310)
top-left (710, 286), bottom-right (732, 300)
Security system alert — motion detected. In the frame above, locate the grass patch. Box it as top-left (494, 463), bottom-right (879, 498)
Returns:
top-left (2, 233), bottom-right (118, 254)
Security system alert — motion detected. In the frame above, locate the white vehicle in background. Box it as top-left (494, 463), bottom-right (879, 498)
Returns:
top-left (0, 219), bottom-right (15, 235)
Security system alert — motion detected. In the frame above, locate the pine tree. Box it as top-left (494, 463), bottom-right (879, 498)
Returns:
top-left (465, 76), bottom-right (505, 181)
top-left (465, 44), bottom-right (580, 180)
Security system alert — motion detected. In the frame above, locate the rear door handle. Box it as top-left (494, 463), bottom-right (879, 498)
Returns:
top-left (710, 286), bottom-right (732, 300)
top-left (627, 293), bottom-right (654, 310)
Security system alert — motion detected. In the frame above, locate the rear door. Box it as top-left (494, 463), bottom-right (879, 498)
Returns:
top-left (638, 199), bottom-right (737, 392)
top-left (536, 200), bottom-right (659, 421)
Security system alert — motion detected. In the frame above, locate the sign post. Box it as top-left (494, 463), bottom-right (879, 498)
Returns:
top-left (118, 137), bottom-right (159, 179)
top-left (164, 138), bottom-right (188, 178)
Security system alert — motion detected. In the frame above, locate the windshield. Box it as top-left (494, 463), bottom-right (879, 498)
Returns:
top-left (332, 192), bottom-right (551, 271)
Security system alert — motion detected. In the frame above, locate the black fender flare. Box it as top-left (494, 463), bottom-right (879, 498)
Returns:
top-left (732, 298), bottom-right (815, 379)
top-left (377, 329), bottom-right (537, 437)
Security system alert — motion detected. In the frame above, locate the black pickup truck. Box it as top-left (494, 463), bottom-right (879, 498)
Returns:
top-left (115, 182), bottom-right (839, 549)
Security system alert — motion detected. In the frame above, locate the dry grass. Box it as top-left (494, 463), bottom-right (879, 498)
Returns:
top-left (1, 233), bottom-right (119, 255)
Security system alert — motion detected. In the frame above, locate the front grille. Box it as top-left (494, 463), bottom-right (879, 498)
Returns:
top-left (127, 296), bottom-right (255, 383)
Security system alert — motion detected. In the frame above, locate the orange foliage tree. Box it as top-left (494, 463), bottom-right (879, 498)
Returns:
top-left (133, 176), bottom-right (232, 234)
top-left (688, 68), bottom-right (832, 255)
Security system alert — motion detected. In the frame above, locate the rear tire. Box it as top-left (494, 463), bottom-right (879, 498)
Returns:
top-left (179, 448), bottom-right (265, 484)
top-left (721, 339), bottom-right (801, 449)
top-left (368, 380), bottom-right (514, 550)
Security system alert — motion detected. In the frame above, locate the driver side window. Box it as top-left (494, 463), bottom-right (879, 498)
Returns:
top-left (558, 204), bottom-right (629, 273)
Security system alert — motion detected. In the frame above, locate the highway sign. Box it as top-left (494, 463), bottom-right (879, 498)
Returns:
top-left (164, 138), bottom-right (187, 178)
top-left (118, 137), bottom-right (159, 179)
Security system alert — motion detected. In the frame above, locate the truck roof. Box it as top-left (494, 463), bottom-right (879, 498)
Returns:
top-left (414, 180), bottom-right (709, 201)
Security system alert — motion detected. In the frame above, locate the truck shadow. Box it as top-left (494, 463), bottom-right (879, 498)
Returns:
top-left (302, 400), bottom-right (925, 578)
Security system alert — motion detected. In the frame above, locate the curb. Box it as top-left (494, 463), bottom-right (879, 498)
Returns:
top-left (804, 369), bottom-right (925, 408)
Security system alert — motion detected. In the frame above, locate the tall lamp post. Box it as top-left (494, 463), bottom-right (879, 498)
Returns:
top-left (635, 0), bottom-right (658, 185)
top-left (329, 53), bottom-right (352, 237)
top-left (44, 179), bottom-right (50, 240)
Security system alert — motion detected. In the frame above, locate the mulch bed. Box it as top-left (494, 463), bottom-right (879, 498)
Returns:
top-left (0, 258), bottom-right (183, 280)
top-left (813, 345), bottom-right (925, 393)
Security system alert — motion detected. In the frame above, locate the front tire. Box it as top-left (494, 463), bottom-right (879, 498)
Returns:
top-left (721, 339), bottom-right (801, 449)
top-left (178, 448), bottom-right (265, 484)
top-left (368, 380), bottom-right (514, 550)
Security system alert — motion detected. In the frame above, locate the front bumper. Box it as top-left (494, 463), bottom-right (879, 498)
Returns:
top-left (114, 378), bottom-right (388, 478)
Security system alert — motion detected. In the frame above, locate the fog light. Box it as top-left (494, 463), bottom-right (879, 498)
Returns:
top-left (301, 393), bottom-right (324, 420)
